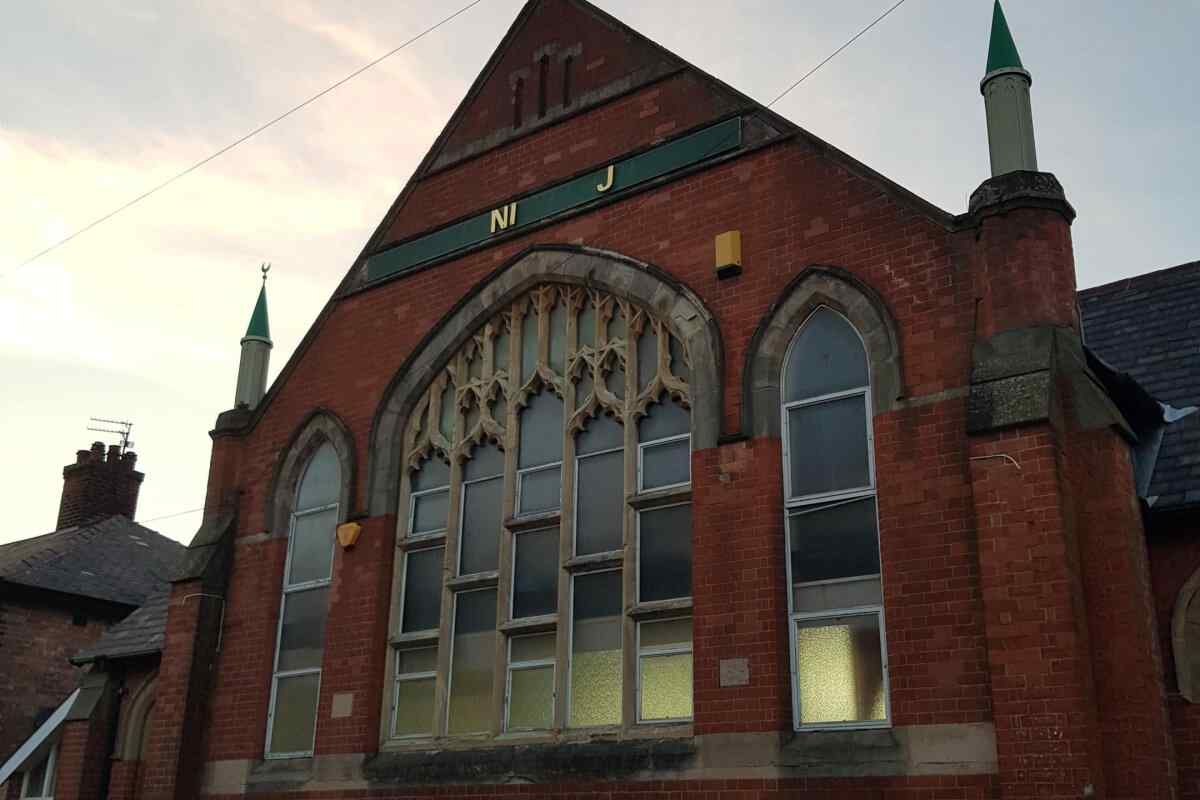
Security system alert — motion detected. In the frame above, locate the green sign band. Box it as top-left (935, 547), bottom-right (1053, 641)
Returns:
top-left (366, 117), bottom-right (743, 282)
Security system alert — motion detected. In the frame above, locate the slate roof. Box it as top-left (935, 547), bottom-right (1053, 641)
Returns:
top-left (1080, 260), bottom-right (1200, 510)
top-left (0, 515), bottom-right (184, 607)
top-left (71, 587), bottom-right (170, 664)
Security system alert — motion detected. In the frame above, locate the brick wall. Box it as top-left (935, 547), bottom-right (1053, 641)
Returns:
top-left (0, 596), bottom-right (115, 759)
top-left (153, 2), bottom-right (1182, 796)
top-left (1149, 521), bottom-right (1200, 799)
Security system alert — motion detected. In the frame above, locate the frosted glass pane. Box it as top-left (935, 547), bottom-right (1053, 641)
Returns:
top-left (637, 325), bottom-right (658, 390)
top-left (787, 396), bottom-right (869, 497)
top-left (511, 633), bottom-right (555, 662)
top-left (297, 443), bottom-right (339, 510)
top-left (519, 392), bottom-right (563, 468)
top-left (411, 489), bottom-right (448, 535)
top-left (277, 587), bottom-right (328, 672)
top-left (669, 335), bottom-right (688, 383)
top-left (288, 507), bottom-right (335, 585)
top-left (464, 444), bottom-right (504, 481)
top-left (640, 618), bottom-right (692, 649)
top-left (579, 302), bottom-right (596, 348)
top-left (575, 450), bottom-right (623, 555)
top-left (639, 504), bottom-right (692, 602)
top-left (448, 590), bottom-right (497, 734)
top-left (794, 575), bottom-right (882, 613)
top-left (402, 548), bottom-right (443, 632)
top-left (788, 498), bottom-right (879, 584)
top-left (269, 673), bottom-right (319, 754)
top-left (607, 310), bottom-right (625, 342)
top-left (795, 614), bottom-right (886, 725)
top-left (550, 302), bottom-right (567, 372)
top-left (508, 665), bottom-right (554, 730)
top-left (521, 311), bottom-right (538, 382)
top-left (639, 397), bottom-right (689, 442)
top-left (513, 528), bottom-right (558, 618)
top-left (576, 413), bottom-right (623, 455)
top-left (569, 572), bottom-right (622, 728)
top-left (412, 458), bottom-right (449, 491)
top-left (641, 438), bottom-right (689, 490)
top-left (640, 652), bottom-right (692, 721)
top-left (460, 477), bottom-right (502, 575)
top-left (393, 677), bottom-right (435, 737)
top-left (397, 647), bottom-right (437, 674)
top-left (518, 465), bottom-right (560, 515)
top-left (784, 308), bottom-right (869, 402)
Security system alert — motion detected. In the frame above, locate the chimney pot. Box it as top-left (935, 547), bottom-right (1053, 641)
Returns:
top-left (57, 443), bottom-right (145, 529)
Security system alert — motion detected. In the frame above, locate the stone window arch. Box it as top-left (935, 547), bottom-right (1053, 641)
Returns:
top-left (267, 410), bottom-right (355, 537)
top-left (743, 266), bottom-right (901, 731)
top-left (262, 411), bottom-right (353, 758)
top-left (373, 246), bottom-right (720, 744)
top-left (742, 266), bottom-right (902, 438)
top-left (1173, 568), bottom-right (1200, 702)
top-left (116, 675), bottom-right (158, 761)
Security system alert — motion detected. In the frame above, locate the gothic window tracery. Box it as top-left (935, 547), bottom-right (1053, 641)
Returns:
top-left (389, 283), bottom-right (694, 740)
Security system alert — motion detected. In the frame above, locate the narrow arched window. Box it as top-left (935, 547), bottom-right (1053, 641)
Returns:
top-left (388, 284), bottom-right (693, 741)
top-left (512, 77), bottom-right (524, 129)
top-left (782, 307), bottom-right (888, 729)
top-left (266, 442), bottom-right (339, 757)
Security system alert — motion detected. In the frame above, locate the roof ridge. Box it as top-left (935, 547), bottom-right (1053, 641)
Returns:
top-left (1080, 260), bottom-right (1200, 296)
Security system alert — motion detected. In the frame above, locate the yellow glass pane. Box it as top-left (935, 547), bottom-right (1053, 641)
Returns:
top-left (639, 652), bottom-right (692, 721)
top-left (795, 615), bottom-right (886, 725)
top-left (508, 665), bottom-right (554, 730)
top-left (393, 677), bottom-right (435, 737)
top-left (568, 648), bottom-right (621, 727)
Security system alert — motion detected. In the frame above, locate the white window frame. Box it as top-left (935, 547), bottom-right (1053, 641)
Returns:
top-left (635, 617), bottom-right (694, 724)
top-left (780, 308), bottom-right (890, 732)
top-left (391, 646), bottom-right (438, 740)
top-left (265, 499), bottom-right (337, 758)
top-left (571, 444), bottom-right (624, 557)
top-left (636, 432), bottom-right (691, 493)
top-left (504, 634), bottom-right (556, 732)
top-left (456, 472), bottom-right (503, 576)
top-left (566, 568), bottom-right (623, 729)
top-left (397, 545), bottom-right (444, 636)
top-left (510, 528), bottom-right (558, 619)
top-left (19, 745), bottom-right (56, 800)
top-left (408, 484), bottom-right (450, 540)
top-left (515, 461), bottom-right (562, 517)
top-left (634, 501), bottom-right (693, 605)
top-left (445, 587), bottom-right (497, 736)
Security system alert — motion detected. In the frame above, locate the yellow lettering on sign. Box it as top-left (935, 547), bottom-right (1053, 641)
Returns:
top-left (490, 202), bottom-right (518, 234)
top-left (596, 164), bottom-right (614, 193)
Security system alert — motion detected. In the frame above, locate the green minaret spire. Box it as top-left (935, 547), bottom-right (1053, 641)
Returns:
top-left (235, 263), bottom-right (273, 409)
top-left (985, 0), bottom-right (1024, 74)
top-left (244, 264), bottom-right (272, 342)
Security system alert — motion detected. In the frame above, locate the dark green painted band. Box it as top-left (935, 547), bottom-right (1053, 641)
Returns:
top-left (365, 117), bottom-right (743, 281)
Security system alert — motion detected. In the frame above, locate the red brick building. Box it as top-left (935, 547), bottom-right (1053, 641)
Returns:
top-left (8, 1), bottom-right (1200, 798)
top-left (0, 444), bottom-right (182, 797)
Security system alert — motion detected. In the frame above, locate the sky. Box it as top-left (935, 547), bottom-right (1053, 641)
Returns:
top-left (1, 0), bottom-right (1197, 545)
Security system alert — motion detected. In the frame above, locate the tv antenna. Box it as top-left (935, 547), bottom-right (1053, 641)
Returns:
top-left (87, 418), bottom-right (134, 453)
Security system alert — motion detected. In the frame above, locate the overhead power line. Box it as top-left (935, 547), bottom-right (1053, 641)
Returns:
top-left (11, 0), bottom-right (488, 272)
top-left (75, 0), bottom-right (912, 534)
top-left (767, 0), bottom-right (909, 108)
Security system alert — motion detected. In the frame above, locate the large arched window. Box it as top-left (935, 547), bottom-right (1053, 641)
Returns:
top-left (387, 283), bottom-right (693, 741)
top-left (266, 442), bottom-right (339, 757)
top-left (782, 307), bottom-right (888, 729)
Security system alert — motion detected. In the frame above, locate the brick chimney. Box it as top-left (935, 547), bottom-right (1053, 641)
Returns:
top-left (56, 442), bottom-right (145, 529)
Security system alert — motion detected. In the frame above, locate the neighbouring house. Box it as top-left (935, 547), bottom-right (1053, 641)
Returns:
top-left (6, 1), bottom-right (1200, 798)
top-left (0, 444), bottom-right (183, 797)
